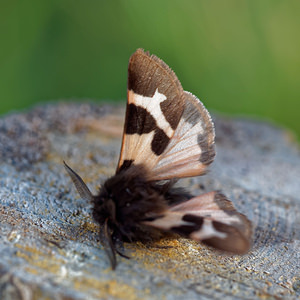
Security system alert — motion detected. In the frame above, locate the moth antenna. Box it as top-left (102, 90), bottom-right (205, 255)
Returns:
top-left (63, 161), bottom-right (94, 202)
top-left (103, 218), bottom-right (117, 270)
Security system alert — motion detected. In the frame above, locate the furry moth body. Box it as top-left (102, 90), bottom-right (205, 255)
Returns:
top-left (64, 49), bottom-right (252, 269)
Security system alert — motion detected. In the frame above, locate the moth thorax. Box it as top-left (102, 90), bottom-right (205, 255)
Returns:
top-left (93, 166), bottom-right (169, 227)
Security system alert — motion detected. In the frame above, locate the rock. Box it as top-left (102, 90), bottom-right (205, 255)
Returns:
top-left (0, 102), bottom-right (299, 300)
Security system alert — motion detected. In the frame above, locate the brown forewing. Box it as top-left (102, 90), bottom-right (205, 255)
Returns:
top-left (117, 49), bottom-right (185, 172)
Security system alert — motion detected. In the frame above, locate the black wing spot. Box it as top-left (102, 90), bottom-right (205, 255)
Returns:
top-left (126, 104), bottom-right (157, 135)
top-left (125, 104), bottom-right (171, 156)
top-left (118, 160), bottom-right (134, 172)
top-left (151, 128), bottom-right (170, 155)
top-left (182, 214), bottom-right (204, 224)
top-left (171, 214), bottom-right (204, 236)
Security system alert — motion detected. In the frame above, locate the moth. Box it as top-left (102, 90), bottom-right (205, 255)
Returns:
top-left (64, 49), bottom-right (252, 269)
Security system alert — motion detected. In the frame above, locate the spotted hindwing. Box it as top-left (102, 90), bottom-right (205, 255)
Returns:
top-left (144, 191), bottom-right (252, 254)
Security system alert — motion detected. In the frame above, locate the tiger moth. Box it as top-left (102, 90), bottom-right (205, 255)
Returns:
top-left (64, 49), bottom-right (252, 269)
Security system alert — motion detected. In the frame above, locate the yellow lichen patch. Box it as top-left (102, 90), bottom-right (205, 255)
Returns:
top-left (25, 266), bottom-right (39, 275)
top-left (126, 238), bottom-right (201, 279)
top-left (15, 243), bottom-right (66, 275)
top-left (127, 238), bottom-right (255, 282)
top-left (15, 243), bottom-right (46, 257)
top-left (73, 277), bottom-right (145, 300)
top-left (81, 220), bottom-right (99, 233)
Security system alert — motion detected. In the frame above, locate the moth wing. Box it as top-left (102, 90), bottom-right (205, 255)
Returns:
top-left (117, 49), bottom-right (185, 172)
top-left (144, 192), bottom-right (252, 254)
top-left (149, 91), bottom-right (215, 181)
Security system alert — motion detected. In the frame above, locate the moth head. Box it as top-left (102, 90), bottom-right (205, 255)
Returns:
top-left (93, 190), bottom-right (117, 226)
top-left (64, 161), bottom-right (122, 269)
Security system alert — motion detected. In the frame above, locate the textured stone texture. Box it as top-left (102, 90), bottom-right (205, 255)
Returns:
top-left (0, 102), bottom-right (299, 300)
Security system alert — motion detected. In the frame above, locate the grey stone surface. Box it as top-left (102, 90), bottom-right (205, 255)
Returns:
top-left (0, 102), bottom-right (299, 300)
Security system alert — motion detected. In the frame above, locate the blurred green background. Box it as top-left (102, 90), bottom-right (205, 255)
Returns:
top-left (1, 1), bottom-right (300, 140)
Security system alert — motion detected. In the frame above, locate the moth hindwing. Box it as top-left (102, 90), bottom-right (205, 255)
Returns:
top-left (64, 48), bottom-right (252, 269)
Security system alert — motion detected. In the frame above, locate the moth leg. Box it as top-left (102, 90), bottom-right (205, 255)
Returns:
top-left (102, 218), bottom-right (117, 270)
top-left (112, 236), bottom-right (131, 259)
top-left (115, 249), bottom-right (130, 259)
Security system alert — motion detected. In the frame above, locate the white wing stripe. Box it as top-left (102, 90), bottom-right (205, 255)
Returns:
top-left (128, 89), bottom-right (173, 138)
